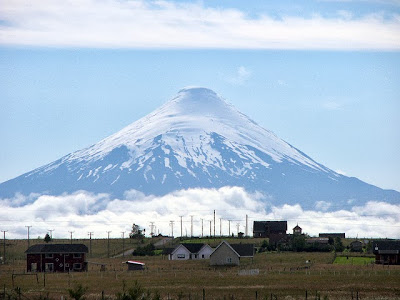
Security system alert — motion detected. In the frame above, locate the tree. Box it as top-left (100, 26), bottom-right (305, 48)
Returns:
top-left (292, 235), bottom-right (306, 252)
top-left (129, 224), bottom-right (145, 239)
top-left (44, 233), bottom-right (51, 243)
top-left (334, 237), bottom-right (345, 252)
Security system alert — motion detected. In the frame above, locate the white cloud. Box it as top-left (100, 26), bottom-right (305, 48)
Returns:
top-left (227, 66), bottom-right (252, 85)
top-left (322, 100), bottom-right (344, 110)
top-left (1, 188), bottom-right (399, 240)
top-left (0, 0), bottom-right (399, 49)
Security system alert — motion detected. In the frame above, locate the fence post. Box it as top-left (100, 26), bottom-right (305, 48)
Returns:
top-left (305, 290), bottom-right (308, 300)
top-left (255, 291), bottom-right (258, 300)
top-left (203, 288), bottom-right (205, 300)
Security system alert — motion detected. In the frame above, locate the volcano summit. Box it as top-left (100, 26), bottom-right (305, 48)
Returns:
top-left (1, 87), bottom-right (398, 207)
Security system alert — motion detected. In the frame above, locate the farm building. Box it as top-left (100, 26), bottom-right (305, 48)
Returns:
top-left (210, 241), bottom-right (254, 266)
top-left (253, 221), bottom-right (287, 245)
top-left (169, 243), bottom-right (213, 260)
top-left (319, 233), bottom-right (345, 239)
top-left (293, 224), bottom-right (302, 235)
top-left (350, 240), bottom-right (363, 252)
top-left (373, 240), bottom-right (400, 265)
top-left (26, 244), bottom-right (88, 272)
top-left (124, 260), bottom-right (145, 271)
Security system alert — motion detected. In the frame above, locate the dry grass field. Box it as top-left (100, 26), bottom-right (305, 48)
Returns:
top-left (1, 238), bottom-right (399, 300)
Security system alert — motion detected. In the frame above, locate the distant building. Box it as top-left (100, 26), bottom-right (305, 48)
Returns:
top-left (210, 241), bottom-right (254, 266)
top-left (26, 244), bottom-right (88, 272)
top-left (169, 243), bottom-right (213, 260)
top-left (306, 237), bottom-right (329, 245)
top-left (373, 240), bottom-right (400, 265)
top-left (253, 221), bottom-right (287, 245)
top-left (293, 224), bottom-right (302, 235)
top-left (319, 233), bottom-right (345, 239)
top-left (350, 240), bottom-right (363, 252)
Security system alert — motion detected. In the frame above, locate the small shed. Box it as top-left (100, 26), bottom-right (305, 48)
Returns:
top-left (125, 260), bottom-right (145, 271)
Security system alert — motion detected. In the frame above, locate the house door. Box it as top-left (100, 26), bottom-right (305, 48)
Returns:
top-left (45, 263), bottom-right (54, 272)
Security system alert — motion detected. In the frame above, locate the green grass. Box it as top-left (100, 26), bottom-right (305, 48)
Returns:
top-left (334, 256), bottom-right (375, 265)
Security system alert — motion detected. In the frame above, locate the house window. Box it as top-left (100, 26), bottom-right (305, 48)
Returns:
top-left (45, 263), bottom-right (54, 272)
top-left (202, 254), bottom-right (205, 258)
top-left (177, 254), bottom-right (185, 259)
top-left (226, 257), bottom-right (232, 263)
top-left (73, 263), bottom-right (82, 270)
top-left (73, 253), bottom-right (82, 258)
top-left (45, 254), bottom-right (53, 258)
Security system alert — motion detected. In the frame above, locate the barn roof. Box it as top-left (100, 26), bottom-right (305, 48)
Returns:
top-left (25, 244), bottom-right (88, 254)
top-left (253, 221), bottom-right (287, 232)
top-left (373, 240), bottom-right (400, 254)
top-left (125, 261), bottom-right (145, 266)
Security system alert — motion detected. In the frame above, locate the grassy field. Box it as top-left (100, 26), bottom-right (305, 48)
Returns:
top-left (1, 239), bottom-right (400, 299)
top-left (333, 256), bottom-right (375, 265)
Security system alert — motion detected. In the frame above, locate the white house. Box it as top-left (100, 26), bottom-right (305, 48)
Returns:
top-left (169, 243), bottom-right (213, 260)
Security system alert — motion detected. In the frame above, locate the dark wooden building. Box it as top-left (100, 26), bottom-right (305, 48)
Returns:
top-left (253, 221), bottom-right (287, 244)
top-left (319, 233), bottom-right (345, 239)
top-left (373, 240), bottom-right (400, 265)
top-left (26, 244), bottom-right (88, 272)
top-left (125, 260), bottom-right (145, 271)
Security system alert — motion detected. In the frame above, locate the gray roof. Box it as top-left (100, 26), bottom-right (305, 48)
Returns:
top-left (25, 244), bottom-right (88, 254)
top-left (230, 244), bottom-right (254, 257)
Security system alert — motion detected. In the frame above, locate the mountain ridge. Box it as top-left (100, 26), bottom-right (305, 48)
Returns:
top-left (1, 87), bottom-right (399, 208)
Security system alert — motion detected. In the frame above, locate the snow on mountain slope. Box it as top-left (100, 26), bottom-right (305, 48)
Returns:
top-left (0, 87), bottom-right (399, 207)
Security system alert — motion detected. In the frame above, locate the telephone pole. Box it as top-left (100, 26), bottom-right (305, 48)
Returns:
top-left (228, 220), bottom-right (231, 236)
top-left (121, 232), bottom-right (125, 257)
top-left (149, 222), bottom-right (155, 237)
top-left (169, 221), bottom-right (175, 237)
top-left (209, 220), bottom-right (212, 237)
top-left (213, 210), bottom-right (216, 238)
top-left (69, 231), bottom-right (74, 244)
top-left (107, 231), bottom-right (112, 258)
top-left (88, 232), bottom-right (94, 257)
top-left (48, 229), bottom-right (54, 240)
top-left (190, 215), bottom-right (194, 237)
top-left (180, 216), bottom-right (183, 238)
top-left (201, 219), bottom-right (204, 237)
top-left (1, 230), bottom-right (7, 264)
top-left (25, 225), bottom-right (32, 248)
top-left (245, 214), bottom-right (248, 237)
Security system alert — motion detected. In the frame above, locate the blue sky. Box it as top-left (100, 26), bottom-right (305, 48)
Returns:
top-left (0, 0), bottom-right (399, 193)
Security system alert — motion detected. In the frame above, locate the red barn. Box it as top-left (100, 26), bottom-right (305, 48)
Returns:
top-left (26, 244), bottom-right (88, 272)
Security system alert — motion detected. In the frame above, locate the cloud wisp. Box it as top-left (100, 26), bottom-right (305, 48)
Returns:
top-left (1, 187), bottom-right (399, 239)
top-left (0, 0), bottom-right (399, 49)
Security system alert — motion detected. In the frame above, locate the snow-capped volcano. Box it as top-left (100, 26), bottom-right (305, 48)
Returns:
top-left (0, 87), bottom-right (399, 207)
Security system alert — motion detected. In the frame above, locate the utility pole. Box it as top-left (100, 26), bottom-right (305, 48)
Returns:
top-left (88, 232), bottom-right (94, 257)
top-left (245, 214), bottom-right (248, 237)
top-left (48, 229), bottom-right (54, 240)
top-left (220, 218), bottom-right (222, 237)
top-left (121, 232), bottom-right (125, 257)
top-left (25, 226), bottom-right (32, 248)
top-left (180, 216), bottom-right (183, 238)
top-left (149, 222), bottom-right (155, 237)
top-left (106, 231), bottom-right (111, 258)
top-left (69, 231), bottom-right (74, 244)
top-left (209, 220), bottom-right (212, 237)
top-left (228, 220), bottom-right (231, 236)
top-left (201, 219), bottom-right (204, 237)
top-left (190, 215), bottom-right (194, 237)
top-left (213, 210), bottom-right (216, 238)
top-left (1, 230), bottom-right (7, 264)
top-left (169, 221), bottom-right (175, 237)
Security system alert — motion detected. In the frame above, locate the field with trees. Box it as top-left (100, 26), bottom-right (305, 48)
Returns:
top-left (0, 237), bottom-right (399, 299)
